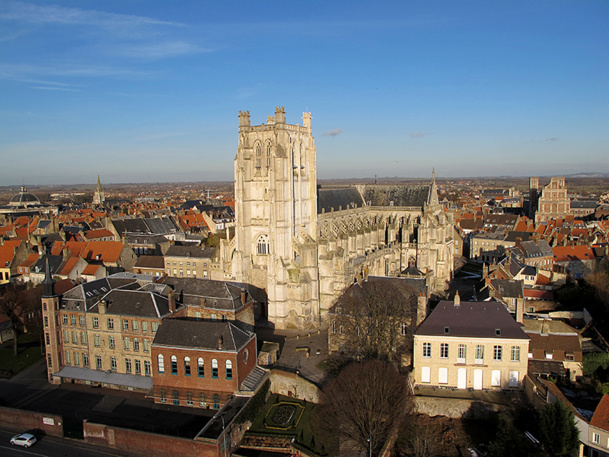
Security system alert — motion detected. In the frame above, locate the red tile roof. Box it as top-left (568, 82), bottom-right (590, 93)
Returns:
top-left (553, 245), bottom-right (594, 262)
top-left (591, 394), bottom-right (609, 431)
top-left (0, 240), bottom-right (23, 267)
top-left (81, 241), bottom-right (124, 263)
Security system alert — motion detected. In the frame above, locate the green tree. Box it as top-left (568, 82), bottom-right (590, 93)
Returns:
top-left (538, 401), bottom-right (579, 457)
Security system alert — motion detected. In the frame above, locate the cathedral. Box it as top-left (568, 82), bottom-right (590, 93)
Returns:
top-left (230, 107), bottom-right (455, 330)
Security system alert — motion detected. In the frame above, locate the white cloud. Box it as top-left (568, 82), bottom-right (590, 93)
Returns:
top-left (0, 1), bottom-right (183, 29)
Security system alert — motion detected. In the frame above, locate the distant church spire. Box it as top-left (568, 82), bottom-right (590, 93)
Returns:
top-left (93, 174), bottom-right (105, 205)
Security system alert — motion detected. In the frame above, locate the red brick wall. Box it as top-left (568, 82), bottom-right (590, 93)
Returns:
top-left (83, 420), bottom-right (220, 457)
top-left (236, 337), bottom-right (257, 386)
top-left (0, 406), bottom-right (64, 437)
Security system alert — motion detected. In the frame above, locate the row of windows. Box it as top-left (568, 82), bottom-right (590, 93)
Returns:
top-left (91, 317), bottom-right (157, 333)
top-left (166, 261), bottom-right (206, 267)
top-left (157, 355), bottom-right (232, 380)
top-left (62, 330), bottom-right (87, 346)
top-left (159, 389), bottom-right (221, 409)
top-left (419, 366), bottom-right (520, 388)
top-left (422, 343), bottom-right (521, 362)
top-left (62, 314), bottom-right (86, 327)
top-left (91, 335), bottom-right (149, 352)
top-left (64, 351), bottom-right (152, 376)
top-left (330, 321), bottom-right (408, 336)
top-left (167, 269), bottom-right (208, 278)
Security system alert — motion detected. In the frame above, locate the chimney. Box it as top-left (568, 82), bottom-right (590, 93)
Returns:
top-left (416, 293), bottom-right (427, 326)
top-left (98, 299), bottom-right (106, 315)
top-left (454, 291), bottom-right (461, 306)
top-left (168, 289), bottom-right (176, 313)
top-left (240, 288), bottom-right (247, 305)
top-left (516, 295), bottom-right (524, 324)
top-left (363, 265), bottom-right (369, 281)
top-left (357, 271), bottom-right (363, 286)
top-left (218, 335), bottom-right (223, 350)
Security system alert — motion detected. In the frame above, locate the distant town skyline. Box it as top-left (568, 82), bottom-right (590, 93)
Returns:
top-left (1, 1), bottom-right (608, 186)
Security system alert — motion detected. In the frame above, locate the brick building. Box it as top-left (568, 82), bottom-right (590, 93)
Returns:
top-left (151, 319), bottom-right (259, 409)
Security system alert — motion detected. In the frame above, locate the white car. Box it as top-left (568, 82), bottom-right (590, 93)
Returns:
top-left (10, 433), bottom-right (37, 448)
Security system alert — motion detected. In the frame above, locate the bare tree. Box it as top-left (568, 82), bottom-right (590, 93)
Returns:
top-left (0, 284), bottom-right (27, 356)
top-left (314, 360), bottom-right (412, 456)
top-left (331, 278), bottom-right (419, 363)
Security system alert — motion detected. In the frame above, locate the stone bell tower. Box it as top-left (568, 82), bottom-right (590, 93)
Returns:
top-left (233, 107), bottom-right (320, 329)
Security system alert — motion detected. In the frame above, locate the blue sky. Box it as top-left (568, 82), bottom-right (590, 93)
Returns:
top-left (1, 1), bottom-right (607, 185)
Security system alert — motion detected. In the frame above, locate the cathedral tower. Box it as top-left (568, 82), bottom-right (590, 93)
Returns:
top-left (233, 108), bottom-right (319, 328)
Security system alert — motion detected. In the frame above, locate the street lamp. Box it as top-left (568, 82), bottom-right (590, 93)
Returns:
top-left (367, 436), bottom-right (372, 457)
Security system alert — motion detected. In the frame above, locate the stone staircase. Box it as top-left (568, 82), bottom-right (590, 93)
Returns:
top-left (239, 366), bottom-right (268, 394)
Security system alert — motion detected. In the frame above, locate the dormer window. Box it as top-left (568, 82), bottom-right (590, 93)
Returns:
top-left (444, 327), bottom-right (450, 334)
top-left (495, 328), bottom-right (501, 336)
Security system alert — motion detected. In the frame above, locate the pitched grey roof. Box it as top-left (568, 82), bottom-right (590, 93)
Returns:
top-left (152, 319), bottom-right (253, 352)
top-left (165, 245), bottom-right (216, 259)
top-left (144, 217), bottom-right (179, 234)
top-left (416, 301), bottom-right (529, 340)
top-left (317, 188), bottom-right (365, 214)
top-left (158, 277), bottom-right (248, 310)
top-left (134, 255), bottom-right (165, 269)
top-left (519, 240), bottom-right (553, 258)
top-left (490, 279), bottom-right (524, 298)
top-left (32, 255), bottom-right (63, 275)
top-left (505, 231), bottom-right (534, 242)
top-left (112, 218), bottom-right (149, 234)
top-left (363, 185), bottom-right (430, 207)
top-left (91, 289), bottom-right (173, 318)
top-left (571, 201), bottom-right (597, 209)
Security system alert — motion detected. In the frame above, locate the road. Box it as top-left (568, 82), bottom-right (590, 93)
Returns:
top-left (0, 430), bottom-right (126, 457)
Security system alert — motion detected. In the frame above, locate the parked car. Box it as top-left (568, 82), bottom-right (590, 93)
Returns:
top-left (10, 433), bottom-right (37, 448)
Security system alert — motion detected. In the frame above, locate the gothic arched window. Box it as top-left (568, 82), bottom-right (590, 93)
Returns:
top-left (255, 142), bottom-right (261, 169)
top-left (266, 142), bottom-right (271, 168)
top-left (256, 234), bottom-right (270, 255)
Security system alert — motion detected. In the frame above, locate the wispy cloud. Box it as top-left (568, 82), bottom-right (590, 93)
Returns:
top-left (1, 1), bottom-right (183, 29)
top-left (323, 129), bottom-right (342, 137)
top-left (546, 137), bottom-right (559, 142)
top-left (118, 41), bottom-right (209, 59)
top-left (0, 63), bottom-right (152, 81)
top-left (410, 131), bottom-right (425, 138)
top-left (31, 86), bottom-right (83, 92)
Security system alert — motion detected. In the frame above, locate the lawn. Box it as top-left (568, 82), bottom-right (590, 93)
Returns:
top-left (244, 393), bottom-right (324, 456)
top-left (0, 332), bottom-right (44, 378)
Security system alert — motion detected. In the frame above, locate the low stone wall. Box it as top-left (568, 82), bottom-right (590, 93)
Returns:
top-left (0, 406), bottom-right (64, 437)
top-left (83, 420), bottom-right (220, 457)
top-left (268, 369), bottom-right (320, 403)
top-left (413, 396), bottom-right (506, 419)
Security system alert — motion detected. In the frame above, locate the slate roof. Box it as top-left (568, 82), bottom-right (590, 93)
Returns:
top-left (152, 319), bottom-right (253, 351)
top-left (158, 277), bottom-right (249, 310)
top-left (90, 289), bottom-right (173, 318)
top-left (362, 185), bottom-right (430, 208)
top-left (518, 240), bottom-right (553, 258)
top-left (571, 201), bottom-right (597, 209)
top-left (164, 245), bottom-right (216, 259)
top-left (505, 231), bottom-right (534, 242)
top-left (112, 218), bottom-right (149, 234)
top-left (31, 254), bottom-right (63, 275)
top-left (134, 255), bottom-right (165, 269)
top-left (317, 188), bottom-right (365, 214)
top-left (416, 301), bottom-right (529, 340)
top-left (54, 366), bottom-right (153, 390)
top-left (490, 279), bottom-right (524, 298)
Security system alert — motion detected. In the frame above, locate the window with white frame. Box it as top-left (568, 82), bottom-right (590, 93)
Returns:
top-left (458, 344), bottom-right (466, 363)
top-left (440, 343), bottom-right (449, 359)
top-left (422, 342), bottom-right (431, 358)
top-left (493, 345), bottom-right (502, 361)
top-left (511, 346), bottom-right (520, 362)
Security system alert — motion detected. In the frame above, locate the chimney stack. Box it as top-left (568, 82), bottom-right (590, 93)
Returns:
top-left (454, 291), bottom-right (461, 306)
top-left (218, 335), bottom-right (223, 350)
top-left (168, 289), bottom-right (176, 313)
top-left (516, 295), bottom-right (524, 324)
top-left (98, 300), bottom-right (106, 315)
top-left (240, 288), bottom-right (247, 306)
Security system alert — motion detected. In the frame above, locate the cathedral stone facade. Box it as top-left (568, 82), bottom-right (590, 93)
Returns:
top-left (231, 108), bottom-right (454, 329)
